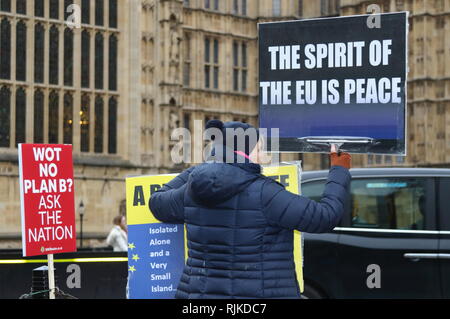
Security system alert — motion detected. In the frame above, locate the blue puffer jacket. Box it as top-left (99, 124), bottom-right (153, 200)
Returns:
top-left (149, 162), bottom-right (351, 299)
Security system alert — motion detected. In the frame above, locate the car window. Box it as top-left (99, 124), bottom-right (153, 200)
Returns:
top-left (301, 180), bottom-right (326, 202)
top-left (302, 177), bottom-right (429, 231)
top-left (439, 177), bottom-right (450, 230)
top-left (350, 178), bottom-right (427, 230)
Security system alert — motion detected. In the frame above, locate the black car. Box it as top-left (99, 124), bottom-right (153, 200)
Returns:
top-left (300, 168), bottom-right (450, 299)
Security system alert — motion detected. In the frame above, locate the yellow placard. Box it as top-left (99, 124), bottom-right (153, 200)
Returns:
top-left (262, 164), bottom-right (304, 293)
top-left (126, 174), bottom-right (177, 226)
top-left (125, 163), bottom-right (304, 294)
top-left (125, 174), bottom-right (189, 261)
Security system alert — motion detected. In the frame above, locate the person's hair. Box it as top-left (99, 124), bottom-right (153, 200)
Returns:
top-left (113, 215), bottom-right (123, 225)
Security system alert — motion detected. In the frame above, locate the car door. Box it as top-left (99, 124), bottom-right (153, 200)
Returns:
top-left (438, 177), bottom-right (450, 298)
top-left (302, 178), bottom-right (341, 298)
top-left (335, 176), bottom-right (440, 298)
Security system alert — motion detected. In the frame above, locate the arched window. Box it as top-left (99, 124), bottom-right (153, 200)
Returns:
top-left (94, 96), bottom-right (104, 153)
top-left (34, 23), bottom-right (45, 83)
top-left (80, 95), bottom-right (90, 152)
top-left (95, 0), bottom-right (104, 26)
top-left (49, 25), bottom-right (59, 85)
top-left (0, 86), bottom-right (11, 147)
top-left (15, 87), bottom-right (26, 146)
top-left (64, 28), bottom-right (74, 86)
top-left (33, 90), bottom-right (44, 143)
top-left (81, 30), bottom-right (90, 88)
top-left (0, 0), bottom-right (11, 12)
top-left (242, 0), bottom-right (247, 15)
top-left (273, 0), bottom-right (281, 16)
top-left (48, 91), bottom-right (59, 144)
top-left (49, 0), bottom-right (59, 19)
top-left (109, 0), bottom-right (117, 28)
top-left (81, 0), bottom-right (90, 24)
top-left (63, 93), bottom-right (73, 145)
top-left (95, 32), bottom-right (104, 90)
top-left (64, 0), bottom-right (74, 20)
top-left (16, 20), bottom-right (26, 81)
top-left (109, 34), bottom-right (117, 91)
top-left (16, 0), bottom-right (26, 14)
top-left (108, 97), bottom-right (117, 154)
top-left (0, 18), bottom-right (11, 80)
top-left (35, 0), bottom-right (44, 17)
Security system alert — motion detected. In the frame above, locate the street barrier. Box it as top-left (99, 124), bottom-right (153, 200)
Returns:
top-left (0, 249), bottom-right (127, 299)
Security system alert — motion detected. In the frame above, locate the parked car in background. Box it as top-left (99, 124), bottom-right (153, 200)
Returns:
top-left (300, 168), bottom-right (450, 299)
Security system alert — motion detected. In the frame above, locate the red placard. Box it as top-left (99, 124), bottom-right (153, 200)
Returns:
top-left (18, 144), bottom-right (77, 257)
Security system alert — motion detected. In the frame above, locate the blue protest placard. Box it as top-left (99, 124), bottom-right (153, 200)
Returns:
top-left (126, 174), bottom-right (186, 299)
top-left (259, 13), bottom-right (408, 155)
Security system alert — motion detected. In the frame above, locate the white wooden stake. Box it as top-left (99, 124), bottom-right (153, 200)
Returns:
top-left (47, 254), bottom-right (56, 299)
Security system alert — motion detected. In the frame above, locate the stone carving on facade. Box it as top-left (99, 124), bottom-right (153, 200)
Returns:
top-left (169, 111), bottom-right (179, 131)
top-left (168, 16), bottom-right (181, 83)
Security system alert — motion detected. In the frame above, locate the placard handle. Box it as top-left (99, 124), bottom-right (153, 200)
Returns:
top-left (47, 254), bottom-right (56, 299)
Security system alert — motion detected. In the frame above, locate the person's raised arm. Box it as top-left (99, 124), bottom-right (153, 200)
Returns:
top-left (262, 146), bottom-right (351, 233)
top-left (149, 184), bottom-right (186, 224)
top-left (159, 165), bottom-right (196, 191)
top-left (148, 166), bottom-right (196, 224)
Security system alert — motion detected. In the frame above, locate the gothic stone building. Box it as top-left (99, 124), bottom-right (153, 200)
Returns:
top-left (0, 0), bottom-right (449, 248)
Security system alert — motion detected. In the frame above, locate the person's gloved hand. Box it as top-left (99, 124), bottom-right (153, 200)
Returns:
top-left (330, 144), bottom-right (351, 170)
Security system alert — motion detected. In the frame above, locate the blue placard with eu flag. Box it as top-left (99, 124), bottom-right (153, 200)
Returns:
top-left (126, 174), bottom-right (186, 299)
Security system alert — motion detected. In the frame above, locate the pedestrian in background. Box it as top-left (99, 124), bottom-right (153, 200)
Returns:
top-left (106, 215), bottom-right (128, 252)
top-left (149, 120), bottom-right (352, 299)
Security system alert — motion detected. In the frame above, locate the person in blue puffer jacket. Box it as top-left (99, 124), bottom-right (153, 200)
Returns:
top-left (149, 120), bottom-right (352, 299)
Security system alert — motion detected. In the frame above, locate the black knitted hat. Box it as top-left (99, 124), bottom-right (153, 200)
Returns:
top-left (206, 119), bottom-right (260, 157)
